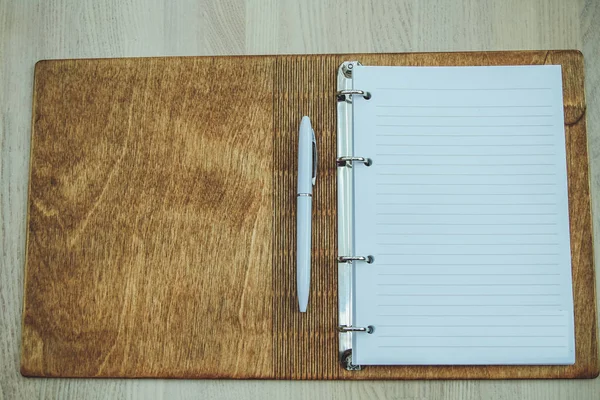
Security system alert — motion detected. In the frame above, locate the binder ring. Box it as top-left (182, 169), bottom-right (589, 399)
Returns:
top-left (338, 325), bottom-right (375, 334)
top-left (336, 89), bottom-right (372, 102)
top-left (337, 255), bottom-right (374, 264)
top-left (340, 349), bottom-right (362, 371)
top-left (337, 156), bottom-right (372, 167)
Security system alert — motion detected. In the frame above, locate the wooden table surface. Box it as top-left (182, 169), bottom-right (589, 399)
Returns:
top-left (1, 0), bottom-right (599, 398)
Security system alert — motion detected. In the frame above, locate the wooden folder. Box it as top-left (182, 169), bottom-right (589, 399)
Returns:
top-left (21, 51), bottom-right (598, 379)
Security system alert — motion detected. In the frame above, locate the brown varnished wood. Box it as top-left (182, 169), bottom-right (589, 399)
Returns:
top-left (22, 57), bottom-right (275, 378)
top-left (273, 55), bottom-right (340, 379)
top-left (22, 51), bottom-right (596, 379)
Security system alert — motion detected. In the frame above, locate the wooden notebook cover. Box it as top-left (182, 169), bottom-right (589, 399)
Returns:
top-left (22, 51), bottom-right (597, 379)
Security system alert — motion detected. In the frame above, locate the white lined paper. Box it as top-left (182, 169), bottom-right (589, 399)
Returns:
top-left (351, 66), bottom-right (574, 365)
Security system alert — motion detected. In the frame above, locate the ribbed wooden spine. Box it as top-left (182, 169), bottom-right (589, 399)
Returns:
top-left (273, 55), bottom-right (341, 379)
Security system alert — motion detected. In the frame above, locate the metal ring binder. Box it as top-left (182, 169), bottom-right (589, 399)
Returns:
top-left (340, 350), bottom-right (362, 371)
top-left (338, 325), bottom-right (375, 334)
top-left (336, 89), bottom-right (371, 102)
top-left (337, 61), bottom-right (374, 372)
top-left (337, 255), bottom-right (374, 264)
top-left (336, 156), bottom-right (372, 167)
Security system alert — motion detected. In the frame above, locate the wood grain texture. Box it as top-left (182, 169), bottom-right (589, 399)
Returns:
top-left (273, 55), bottom-right (340, 379)
top-left (3, 0), bottom-right (600, 398)
top-left (21, 51), bottom-right (597, 380)
top-left (22, 57), bottom-right (275, 378)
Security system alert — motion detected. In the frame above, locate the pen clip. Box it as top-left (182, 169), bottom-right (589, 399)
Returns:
top-left (311, 128), bottom-right (317, 186)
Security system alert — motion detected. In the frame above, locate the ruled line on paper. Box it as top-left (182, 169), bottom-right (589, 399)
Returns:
top-left (375, 314), bottom-right (563, 317)
top-left (377, 292), bottom-right (560, 296)
top-left (376, 212), bottom-right (558, 215)
top-left (377, 345), bottom-right (567, 348)
top-left (376, 153), bottom-right (556, 156)
top-left (377, 324), bottom-right (567, 327)
top-left (376, 274), bottom-right (561, 276)
top-left (376, 144), bottom-right (556, 147)
top-left (376, 124), bottom-right (554, 127)
top-left (376, 183), bottom-right (556, 186)
top-left (375, 283), bottom-right (561, 287)
top-left (375, 87), bottom-right (553, 91)
top-left (375, 222), bottom-right (558, 226)
top-left (375, 194), bottom-right (557, 197)
top-left (378, 173), bottom-right (557, 176)
top-left (374, 263), bottom-right (560, 266)
top-left (376, 163), bottom-right (556, 166)
top-left (376, 105), bottom-right (554, 108)
top-left (377, 253), bottom-right (560, 256)
top-left (376, 243), bottom-right (560, 246)
top-left (375, 134), bottom-right (555, 137)
top-left (378, 335), bottom-right (566, 338)
top-left (373, 304), bottom-right (562, 306)
top-left (376, 114), bottom-right (554, 118)
top-left (375, 203), bottom-right (557, 206)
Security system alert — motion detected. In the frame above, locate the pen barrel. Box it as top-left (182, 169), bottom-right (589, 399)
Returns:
top-left (298, 117), bottom-right (314, 194)
top-left (296, 196), bottom-right (312, 312)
